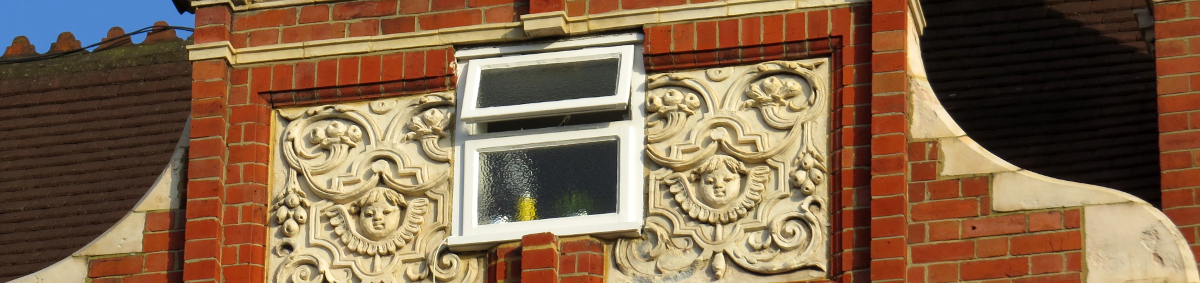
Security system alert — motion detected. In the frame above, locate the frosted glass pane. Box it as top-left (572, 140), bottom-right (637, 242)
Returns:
top-left (476, 58), bottom-right (621, 108)
top-left (477, 140), bottom-right (619, 225)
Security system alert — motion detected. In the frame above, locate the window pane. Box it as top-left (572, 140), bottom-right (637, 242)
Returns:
top-left (477, 58), bottom-right (621, 108)
top-left (477, 140), bottom-right (619, 225)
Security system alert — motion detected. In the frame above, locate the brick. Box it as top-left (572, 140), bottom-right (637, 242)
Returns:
top-left (1158, 39), bottom-right (1188, 58)
top-left (89, 255), bottom-right (144, 277)
top-left (144, 231), bottom-right (185, 252)
top-left (908, 182), bottom-right (926, 202)
top-left (523, 269), bottom-right (558, 283)
top-left (1010, 231), bottom-right (1082, 255)
top-left (911, 161), bottom-right (937, 181)
top-left (872, 174), bottom-right (905, 196)
top-left (871, 216), bottom-right (906, 237)
top-left (1158, 18), bottom-right (1200, 39)
top-left (1165, 206), bottom-right (1200, 226)
top-left (1161, 75), bottom-right (1192, 95)
top-left (742, 17), bottom-right (762, 46)
top-left (1164, 168), bottom-right (1200, 189)
top-left (232, 8), bottom-right (297, 31)
top-left (1156, 3), bottom-right (1186, 20)
top-left (962, 214), bottom-right (1026, 238)
top-left (961, 177), bottom-right (989, 197)
top-left (872, 72), bottom-right (906, 93)
top-left (912, 241), bottom-right (974, 263)
top-left (484, 5), bottom-right (516, 23)
top-left (382, 16), bottom-right (417, 34)
top-left (872, 31), bottom-right (904, 52)
top-left (716, 19), bottom-right (740, 49)
top-left (182, 259), bottom-right (220, 281)
top-left (1029, 211), bottom-right (1063, 232)
top-left (1031, 254), bottom-right (1063, 274)
top-left (349, 19), bottom-right (381, 37)
top-left (184, 218), bottom-right (222, 240)
top-left (125, 273), bottom-right (170, 283)
top-left (1164, 188), bottom-right (1196, 208)
top-left (872, 238), bottom-right (906, 259)
top-left (1065, 251), bottom-right (1082, 272)
top-left (195, 6), bottom-right (231, 26)
top-left (928, 220), bottom-right (960, 241)
top-left (1159, 56), bottom-right (1200, 77)
top-left (975, 237), bottom-right (1008, 258)
top-left (871, 195), bottom-right (906, 217)
top-left (871, 113), bottom-right (906, 134)
top-left (418, 10), bottom-right (483, 30)
top-left (873, 52), bottom-right (906, 73)
top-left (872, 154), bottom-right (906, 175)
top-left (145, 251), bottom-right (179, 272)
top-left (872, 11), bottom-right (905, 32)
top-left (870, 258), bottom-right (905, 280)
top-left (1161, 113), bottom-right (1191, 133)
top-left (333, 0), bottom-right (397, 20)
top-left (673, 23), bottom-right (695, 52)
top-left (403, 51), bottom-right (426, 79)
top-left (530, 0), bottom-right (565, 14)
top-left (589, 0), bottom-right (618, 14)
top-left (960, 257), bottom-right (1029, 280)
top-left (912, 199), bottom-right (979, 221)
top-left (871, 134), bottom-right (906, 155)
top-left (872, 0), bottom-right (906, 13)
top-left (928, 263), bottom-right (959, 283)
top-left (927, 180), bottom-right (960, 200)
top-left (299, 5), bottom-right (330, 23)
top-left (561, 238), bottom-right (603, 253)
top-left (909, 223), bottom-right (926, 243)
top-left (784, 12), bottom-right (807, 42)
top-left (807, 10), bottom-right (829, 38)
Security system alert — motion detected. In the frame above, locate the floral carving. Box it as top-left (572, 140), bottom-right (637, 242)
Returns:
top-left (269, 93), bottom-right (480, 283)
top-left (615, 59), bottom-right (830, 282)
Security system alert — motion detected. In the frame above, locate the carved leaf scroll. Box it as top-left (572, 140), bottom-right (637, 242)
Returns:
top-left (269, 93), bottom-right (482, 283)
top-left (614, 59), bottom-right (831, 282)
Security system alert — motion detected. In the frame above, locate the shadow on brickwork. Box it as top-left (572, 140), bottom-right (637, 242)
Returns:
top-left (920, 0), bottom-right (1161, 207)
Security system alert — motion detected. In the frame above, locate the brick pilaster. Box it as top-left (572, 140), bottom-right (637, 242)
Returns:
top-left (868, 0), bottom-right (911, 281)
top-left (1154, 0), bottom-right (1200, 263)
top-left (184, 5), bottom-right (233, 283)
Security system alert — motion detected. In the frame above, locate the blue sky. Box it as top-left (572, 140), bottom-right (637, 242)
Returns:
top-left (0, 0), bottom-right (195, 53)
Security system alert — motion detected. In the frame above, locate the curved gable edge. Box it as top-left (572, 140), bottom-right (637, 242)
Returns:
top-left (905, 14), bottom-right (1200, 283)
top-left (6, 120), bottom-right (190, 283)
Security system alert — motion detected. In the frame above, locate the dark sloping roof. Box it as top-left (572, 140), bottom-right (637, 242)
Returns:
top-left (920, 0), bottom-right (1160, 205)
top-left (0, 37), bottom-right (192, 281)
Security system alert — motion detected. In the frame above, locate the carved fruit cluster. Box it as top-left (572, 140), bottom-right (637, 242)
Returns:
top-left (273, 187), bottom-right (310, 237)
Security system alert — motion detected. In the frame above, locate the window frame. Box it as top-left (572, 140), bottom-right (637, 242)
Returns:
top-left (449, 35), bottom-right (646, 251)
top-left (458, 45), bottom-right (636, 123)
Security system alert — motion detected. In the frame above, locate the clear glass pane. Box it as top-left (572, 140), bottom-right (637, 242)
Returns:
top-left (476, 58), bottom-right (621, 108)
top-left (477, 140), bottom-right (619, 225)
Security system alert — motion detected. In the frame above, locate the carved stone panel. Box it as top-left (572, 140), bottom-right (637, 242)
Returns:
top-left (268, 93), bottom-right (483, 283)
top-left (612, 59), bottom-right (831, 282)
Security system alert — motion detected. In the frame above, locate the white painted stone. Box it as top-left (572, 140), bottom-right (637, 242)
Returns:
top-left (658, 2), bottom-right (726, 23)
top-left (587, 9), bottom-right (659, 32)
top-left (76, 212), bottom-right (145, 256)
top-left (134, 121), bottom-right (189, 212)
top-left (910, 78), bottom-right (966, 140)
top-left (521, 11), bottom-right (570, 38)
top-left (371, 30), bottom-right (445, 52)
top-left (186, 41), bottom-right (234, 63)
top-left (7, 257), bottom-right (86, 283)
top-left (1086, 202), bottom-right (1200, 283)
top-left (303, 40), bottom-right (372, 59)
top-left (938, 136), bottom-right (1018, 176)
top-left (992, 170), bottom-right (1144, 212)
top-left (727, 0), bottom-right (796, 17)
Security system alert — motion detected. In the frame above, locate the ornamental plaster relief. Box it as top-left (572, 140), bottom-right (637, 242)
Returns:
top-left (269, 93), bottom-right (482, 283)
top-left (611, 59), bottom-right (831, 282)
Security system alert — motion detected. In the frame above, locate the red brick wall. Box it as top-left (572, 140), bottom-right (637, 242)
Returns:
top-left (1154, 0), bottom-right (1200, 264)
top-left (88, 212), bottom-right (187, 283)
top-left (485, 233), bottom-right (605, 283)
top-left (902, 142), bottom-right (1085, 282)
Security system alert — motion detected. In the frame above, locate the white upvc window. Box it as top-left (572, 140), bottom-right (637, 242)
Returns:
top-left (449, 34), bottom-right (646, 251)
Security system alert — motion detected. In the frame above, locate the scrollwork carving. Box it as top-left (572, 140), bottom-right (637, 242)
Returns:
top-left (615, 59), bottom-right (831, 282)
top-left (269, 93), bottom-right (481, 283)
